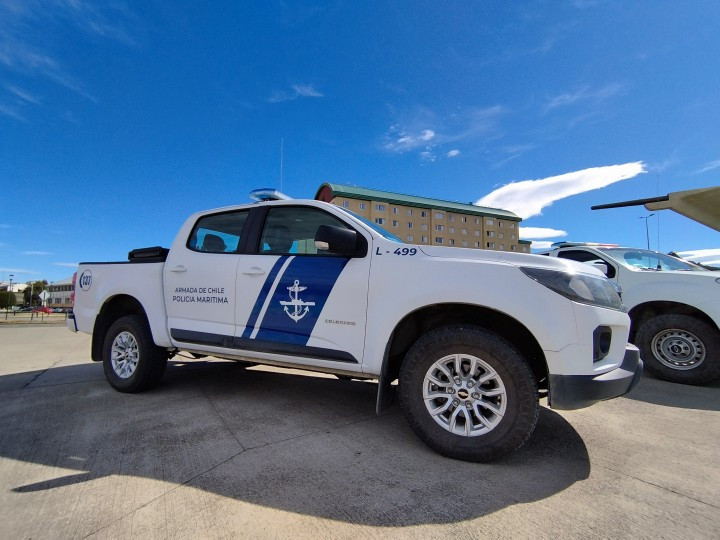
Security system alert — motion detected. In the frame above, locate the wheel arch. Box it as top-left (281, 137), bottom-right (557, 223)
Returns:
top-left (628, 301), bottom-right (718, 342)
top-left (381, 303), bottom-right (548, 390)
top-left (91, 295), bottom-right (152, 362)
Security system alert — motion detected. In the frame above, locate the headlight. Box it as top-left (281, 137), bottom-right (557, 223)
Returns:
top-left (520, 267), bottom-right (623, 310)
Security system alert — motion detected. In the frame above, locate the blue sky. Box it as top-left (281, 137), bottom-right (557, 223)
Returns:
top-left (1, 0), bottom-right (719, 284)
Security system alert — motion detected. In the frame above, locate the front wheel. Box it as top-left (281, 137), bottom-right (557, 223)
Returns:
top-left (635, 314), bottom-right (720, 385)
top-left (399, 325), bottom-right (539, 462)
top-left (102, 315), bottom-right (168, 393)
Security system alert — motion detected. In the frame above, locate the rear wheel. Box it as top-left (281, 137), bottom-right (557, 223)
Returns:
top-left (103, 315), bottom-right (168, 393)
top-left (399, 325), bottom-right (539, 462)
top-left (635, 314), bottom-right (720, 385)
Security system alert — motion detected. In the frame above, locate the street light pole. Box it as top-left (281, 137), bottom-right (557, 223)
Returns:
top-left (639, 214), bottom-right (655, 250)
top-left (5, 274), bottom-right (13, 320)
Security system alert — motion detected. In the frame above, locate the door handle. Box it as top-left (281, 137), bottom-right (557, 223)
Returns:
top-left (242, 267), bottom-right (266, 276)
top-left (169, 265), bottom-right (187, 273)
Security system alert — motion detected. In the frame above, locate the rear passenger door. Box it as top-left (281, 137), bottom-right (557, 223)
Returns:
top-left (164, 209), bottom-right (249, 349)
top-left (234, 205), bottom-right (371, 369)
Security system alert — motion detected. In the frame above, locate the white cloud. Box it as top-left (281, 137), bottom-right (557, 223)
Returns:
top-left (519, 227), bottom-right (567, 239)
top-left (0, 267), bottom-right (40, 275)
top-left (694, 159), bottom-right (720, 175)
top-left (476, 161), bottom-right (646, 219)
top-left (383, 105), bottom-right (504, 160)
top-left (23, 251), bottom-right (53, 256)
top-left (54, 262), bottom-right (79, 268)
top-left (545, 83), bottom-right (624, 111)
top-left (0, 104), bottom-right (26, 121)
top-left (5, 84), bottom-right (41, 104)
top-left (268, 83), bottom-right (324, 103)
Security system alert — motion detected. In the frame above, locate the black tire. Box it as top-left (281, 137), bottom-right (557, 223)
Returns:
top-left (102, 315), bottom-right (168, 393)
top-left (398, 325), bottom-right (539, 462)
top-left (635, 314), bottom-right (720, 385)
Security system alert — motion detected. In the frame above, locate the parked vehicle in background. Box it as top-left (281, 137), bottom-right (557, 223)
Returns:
top-left (545, 242), bottom-right (720, 385)
top-left (32, 306), bottom-right (52, 314)
top-left (68, 192), bottom-right (641, 462)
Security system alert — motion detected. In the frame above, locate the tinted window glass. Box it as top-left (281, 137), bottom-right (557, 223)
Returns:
top-left (259, 207), bottom-right (350, 255)
top-left (188, 210), bottom-right (249, 253)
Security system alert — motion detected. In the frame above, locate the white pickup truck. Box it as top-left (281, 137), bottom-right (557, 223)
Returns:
top-left (69, 193), bottom-right (641, 462)
top-left (545, 243), bottom-right (720, 385)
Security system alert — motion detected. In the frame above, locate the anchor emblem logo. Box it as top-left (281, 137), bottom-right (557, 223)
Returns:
top-left (280, 280), bottom-right (315, 322)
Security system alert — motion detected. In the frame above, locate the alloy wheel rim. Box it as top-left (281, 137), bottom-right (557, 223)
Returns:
top-left (111, 331), bottom-right (139, 378)
top-left (423, 353), bottom-right (507, 437)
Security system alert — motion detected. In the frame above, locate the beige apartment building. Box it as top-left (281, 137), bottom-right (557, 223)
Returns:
top-left (315, 183), bottom-right (531, 253)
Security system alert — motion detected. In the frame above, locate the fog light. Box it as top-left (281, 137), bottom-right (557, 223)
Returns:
top-left (593, 326), bottom-right (612, 362)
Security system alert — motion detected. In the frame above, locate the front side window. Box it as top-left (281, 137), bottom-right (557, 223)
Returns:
top-left (188, 210), bottom-right (250, 253)
top-left (259, 207), bottom-right (350, 255)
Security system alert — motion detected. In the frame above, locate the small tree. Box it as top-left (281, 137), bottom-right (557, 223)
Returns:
top-left (0, 290), bottom-right (16, 309)
top-left (23, 280), bottom-right (47, 306)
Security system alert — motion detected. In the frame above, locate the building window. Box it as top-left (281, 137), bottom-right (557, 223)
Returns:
top-left (359, 203), bottom-right (366, 210)
top-left (435, 224), bottom-right (443, 231)
top-left (448, 215), bottom-right (455, 222)
top-left (462, 216), bottom-right (468, 223)
top-left (510, 223), bottom-right (515, 229)
top-left (375, 204), bottom-right (386, 211)
top-left (449, 227), bottom-right (455, 234)
top-left (421, 211), bottom-right (427, 218)
top-left (486, 219), bottom-right (494, 226)
top-left (392, 220), bottom-right (399, 227)
top-left (435, 237), bottom-right (444, 244)
top-left (407, 222), bottom-right (413, 229)
top-left (449, 239), bottom-right (455, 245)
top-left (499, 221), bottom-right (504, 227)
top-left (375, 218), bottom-right (385, 225)
top-left (407, 209), bottom-right (413, 216)
top-left (474, 230), bottom-right (480, 236)
top-left (487, 231), bottom-right (495, 237)
top-left (511, 234), bottom-right (515, 240)
top-left (474, 242), bottom-right (481, 248)
top-left (462, 240), bottom-right (468, 247)
top-left (422, 236), bottom-right (429, 242)
top-left (461, 228), bottom-right (467, 235)
top-left (499, 244), bottom-right (505, 250)
top-left (435, 212), bottom-right (444, 219)
top-left (511, 245), bottom-right (516, 251)
top-left (407, 235), bottom-right (414, 242)
top-left (499, 233), bottom-right (504, 239)
top-left (393, 207), bottom-right (398, 214)
top-left (487, 242), bottom-right (495, 248)
top-left (474, 218), bottom-right (480, 224)
top-left (421, 224), bottom-right (428, 230)
top-left (342, 201), bottom-right (350, 208)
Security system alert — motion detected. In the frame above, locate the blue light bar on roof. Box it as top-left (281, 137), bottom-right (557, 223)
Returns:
top-left (249, 188), bottom-right (292, 201)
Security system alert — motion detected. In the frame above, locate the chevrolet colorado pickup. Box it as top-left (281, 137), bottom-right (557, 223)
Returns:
top-left (545, 243), bottom-right (720, 385)
top-left (69, 193), bottom-right (641, 461)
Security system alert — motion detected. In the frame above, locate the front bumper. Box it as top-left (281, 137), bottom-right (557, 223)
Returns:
top-left (66, 311), bottom-right (78, 333)
top-left (549, 344), bottom-right (642, 410)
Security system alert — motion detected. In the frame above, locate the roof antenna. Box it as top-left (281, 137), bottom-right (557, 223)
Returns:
top-left (280, 137), bottom-right (284, 193)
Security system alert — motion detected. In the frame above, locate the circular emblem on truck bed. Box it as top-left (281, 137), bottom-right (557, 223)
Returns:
top-left (79, 270), bottom-right (93, 291)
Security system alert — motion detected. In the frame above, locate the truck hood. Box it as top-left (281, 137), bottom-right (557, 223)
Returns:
top-left (418, 245), bottom-right (605, 276)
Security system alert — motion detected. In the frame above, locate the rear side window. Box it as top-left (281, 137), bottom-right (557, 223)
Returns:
top-left (259, 207), bottom-right (350, 255)
top-left (557, 249), bottom-right (616, 278)
top-left (188, 210), bottom-right (250, 253)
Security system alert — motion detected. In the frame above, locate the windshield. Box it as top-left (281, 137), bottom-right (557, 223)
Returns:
top-left (599, 248), bottom-right (707, 272)
top-left (336, 207), bottom-right (405, 243)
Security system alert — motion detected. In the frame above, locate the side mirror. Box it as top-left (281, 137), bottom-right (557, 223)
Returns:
top-left (315, 225), bottom-right (366, 257)
top-left (587, 260), bottom-right (609, 277)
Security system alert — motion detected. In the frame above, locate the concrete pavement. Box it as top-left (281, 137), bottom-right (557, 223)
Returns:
top-left (1, 325), bottom-right (718, 538)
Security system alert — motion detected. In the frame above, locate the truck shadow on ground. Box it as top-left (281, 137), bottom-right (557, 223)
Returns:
top-left (623, 372), bottom-right (720, 412)
top-left (1, 360), bottom-right (591, 527)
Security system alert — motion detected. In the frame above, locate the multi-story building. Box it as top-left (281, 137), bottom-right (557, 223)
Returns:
top-left (47, 277), bottom-right (74, 308)
top-left (315, 183), bottom-right (531, 253)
